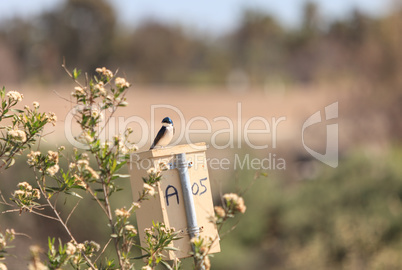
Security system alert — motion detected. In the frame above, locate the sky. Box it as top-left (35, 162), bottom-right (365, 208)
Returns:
top-left (0, 0), bottom-right (393, 33)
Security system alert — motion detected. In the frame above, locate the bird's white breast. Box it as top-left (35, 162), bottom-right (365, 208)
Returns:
top-left (157, 124), bottom-right (174, 147)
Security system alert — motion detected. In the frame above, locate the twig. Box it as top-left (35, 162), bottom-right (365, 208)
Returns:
top-left (1, 206), bottom-right (60, 222)
top-left (86, 186), bottom-right (109, 216)
top-left (218, 220), bottom-right (240, 238)
top-left (62, 59), bottom-right (86, 89)
top-left (0, 191), bottom-right (12, 206)
top-left (14, 231), bottom-right (32, 239)
top-left (238, 171), bottom-right (261, 197)
top-left (53, 90), bottom-right (74, 104)
top-left (94, 238), bottom-right (113, 264)
top-left (101, 178), bottom-right (124, 269)
top-left (65, 198), bottom-right (81, 225)
top-left (1, 209), bottom-right (21, 214)
top-left (52, 190), bottom-right (61, 213)
top-left (40, 130), bottom-right (56, 138)
top-left (30, 209), bottom-right (61, 222)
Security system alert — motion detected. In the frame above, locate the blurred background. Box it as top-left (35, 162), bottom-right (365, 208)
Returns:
top-left (1, 0), bottom-right (402, 269)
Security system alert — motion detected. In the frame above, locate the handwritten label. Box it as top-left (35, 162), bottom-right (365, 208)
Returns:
top-left (165, 178), bottom-right (208, 206)
top-left (192, 177), bottom-right (207, 196)
top-left (165, 185), bottom-right (179, 206)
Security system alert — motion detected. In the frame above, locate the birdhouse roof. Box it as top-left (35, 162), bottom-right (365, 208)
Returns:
top-left (138, 142), bottom-right (207, 159)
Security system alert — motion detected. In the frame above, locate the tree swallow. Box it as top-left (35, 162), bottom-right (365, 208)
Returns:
top-left (150, 117), bottom-right (174, 150)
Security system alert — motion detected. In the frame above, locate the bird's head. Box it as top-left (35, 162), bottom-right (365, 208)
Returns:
top-left (161, 117), bottom-right (173, 125)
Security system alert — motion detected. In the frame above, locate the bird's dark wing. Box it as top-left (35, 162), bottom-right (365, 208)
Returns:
top-left (150, 126), bottom-right (166, 150)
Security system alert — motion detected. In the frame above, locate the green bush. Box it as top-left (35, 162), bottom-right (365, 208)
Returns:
top-left (212, 149), bottom-right (402, 269)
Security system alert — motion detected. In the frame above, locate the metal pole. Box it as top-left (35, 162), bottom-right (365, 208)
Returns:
top-left (177, 153), bottom-right (204, 269)
top-left (177, 153), bottom-right (199, 238)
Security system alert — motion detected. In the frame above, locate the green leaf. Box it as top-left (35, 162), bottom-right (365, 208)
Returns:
top-left (113, 174), bottom-right (130, 178)
top-left (11, 109), bottom-right (24, 113)
top-left (132, 254), bottom-right (149, 260)
top-left (160, 260), bottom-right (174, 270)
top-left (58, 238), bottom-right (64, 253)
top-left (73, 68), bottom-right (81, 79)
top-left (64, 191), bottom-right (83, 199)
top-left (111, 159), bottom-right (117, 172)
top-left (163, 246), bottom-right (179, 251)
top-left (6, 158), bottom-right (15, 169)
top-left (114, 161), bottom-right (126, 172)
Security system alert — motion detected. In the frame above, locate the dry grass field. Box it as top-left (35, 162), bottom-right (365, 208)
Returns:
top-left (14, 83), bottom-right (360, 152)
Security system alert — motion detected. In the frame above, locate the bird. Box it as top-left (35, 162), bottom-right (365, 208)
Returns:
top-left (150, 117), bottom-right (174, 150)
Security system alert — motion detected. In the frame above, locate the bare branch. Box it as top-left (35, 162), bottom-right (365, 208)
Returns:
top-left (86, 186), bottom-right (109, 216)
top-left (53, 89), bottom-right (75, 105)
top-left (94, 238), bottom-right (113, 264)
top-left (62, 59), bottom-right (86, 89)
top-left (101, 177), bottom-right (124, 268)
top-left (30, 209), bottom-right (60, 222)
top-left (65, 198), bottom-right (81, 225)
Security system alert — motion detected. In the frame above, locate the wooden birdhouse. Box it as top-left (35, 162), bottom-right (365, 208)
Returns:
top-left (129, 142), bottom-right (220, 260)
